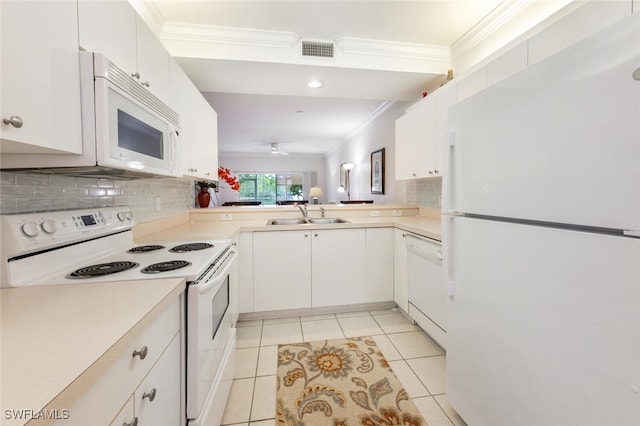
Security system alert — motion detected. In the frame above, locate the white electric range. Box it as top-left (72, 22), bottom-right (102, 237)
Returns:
top-left (0, 206), bottom-right (237, 426)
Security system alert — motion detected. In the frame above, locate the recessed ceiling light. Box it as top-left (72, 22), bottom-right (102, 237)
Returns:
top-left (307, 80), bottom-right (323, 88)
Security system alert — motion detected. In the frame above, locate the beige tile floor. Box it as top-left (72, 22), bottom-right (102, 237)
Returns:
top-left (222, 308), bottom-right (467, 426)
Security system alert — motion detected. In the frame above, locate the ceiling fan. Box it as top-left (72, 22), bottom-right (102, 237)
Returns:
top-left (270, 142), bottom-right (289, 156)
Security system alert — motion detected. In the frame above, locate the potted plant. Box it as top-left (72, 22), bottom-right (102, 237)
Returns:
top-left (196, 181), bottom-right (216, 208)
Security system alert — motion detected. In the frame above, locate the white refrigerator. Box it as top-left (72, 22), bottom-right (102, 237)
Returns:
top-left (442, 12), bottom-right (640, 426)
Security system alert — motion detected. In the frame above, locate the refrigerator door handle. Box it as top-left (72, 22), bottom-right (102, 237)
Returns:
top-left (442, 215), bottom-right (456, 296)
top-left (441, 130), bottom-right (456, 212)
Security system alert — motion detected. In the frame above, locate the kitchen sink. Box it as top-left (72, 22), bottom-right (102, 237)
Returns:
top-left (267, 218), bottom-right (350, 226)
top-left (268, 218), bottom-right (309, 225)
top-left (308, 218), bottom-right (350, 224)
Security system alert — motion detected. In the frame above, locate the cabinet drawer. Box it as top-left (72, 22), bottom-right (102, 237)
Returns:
top-left (110, 395), bottom-right (134, 426)
top-left (58, 299), bottom-right (180, 425)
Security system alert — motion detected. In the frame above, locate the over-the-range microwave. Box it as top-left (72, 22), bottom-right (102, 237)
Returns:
top-left (0, 52), bottom-right (181, 179)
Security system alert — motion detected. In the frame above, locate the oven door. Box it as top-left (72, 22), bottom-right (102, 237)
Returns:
top-left (186, 248), bottom-right (237, 421)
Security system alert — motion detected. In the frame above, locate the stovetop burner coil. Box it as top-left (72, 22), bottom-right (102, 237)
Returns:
top-left (141, 260), bottom-right (192, 274)
top-left (127, 245), bottom-right (166, 253)
top-left (67, 261), bottom-right (139, 279)
top-left (169, 243), bottom-right (214, 253)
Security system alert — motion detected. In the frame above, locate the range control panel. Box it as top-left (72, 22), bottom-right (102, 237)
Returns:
top-left (1, 206), bottom-right (135, 257)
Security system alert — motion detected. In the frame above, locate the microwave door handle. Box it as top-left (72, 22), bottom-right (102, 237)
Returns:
top-left (198, 249), bottom-right (237, 295)
top-left (170, 127), bottom-right (180, 172)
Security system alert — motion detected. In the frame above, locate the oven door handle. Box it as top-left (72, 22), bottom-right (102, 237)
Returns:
top-left (197, 249), bottom-right (237, 294)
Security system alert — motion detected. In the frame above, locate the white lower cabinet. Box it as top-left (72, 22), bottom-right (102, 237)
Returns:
top-left (393, 229), bottom-right (409, 313)
top-left (312, 229), bottom-right (366, 307)
top-left (365, 228), bottom-right (394, 303)
top-left (253, 230), bottom-right (312, 312)
top-left (110, 396), bottom-right (134, 426)
top-left (252, 228), bottom-right (393, 312)
top-left (237, 232), bottom-right (254, 313)
top-left (134, 335), bottom-right (181, 425)
top-left (57, 299), bottom-right (182, 426)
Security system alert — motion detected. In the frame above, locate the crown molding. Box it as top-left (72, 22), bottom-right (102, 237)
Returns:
top-left (128, 0), bottom-right (166, 36)
top-left (162, 22), bottom-right (301, 49)
top-left (451, 0), bottom-right (534, 60)
top-left (337, 37), bottom-right (450, 63)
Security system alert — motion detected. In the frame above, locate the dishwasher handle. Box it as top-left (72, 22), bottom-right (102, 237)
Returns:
top-left (405, 234), bottom-right (442, 264)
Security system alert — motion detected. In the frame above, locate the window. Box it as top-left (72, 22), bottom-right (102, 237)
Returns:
top-left (238, 173), bottom-right (305, 205)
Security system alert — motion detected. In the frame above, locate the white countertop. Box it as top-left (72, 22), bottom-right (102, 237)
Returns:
top-left (135, 208), bottom-right (442, 243)
top-left (0, 278), bottom-right (185, 426)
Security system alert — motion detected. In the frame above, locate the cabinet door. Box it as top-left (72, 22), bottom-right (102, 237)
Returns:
top-left (1, 0), bottom-right (82, 154)
top-left (365, 228), bottom-right (394, 303)
top-left (312, 229), bottom-right (366, 307)
top-left (237, 232), bottom-right (254, 313)
top-left (414, 97), bottom-right (436, 178)
top-left (136, 335), bottom-right (181, 426)
top-left (457, 66), bottom-right (487, 102)
top-left (136, 16), bottom-right (170, 102)
top-left (169, 59), bottom-right (218, 180)
top-left (393, 229), bottom-right (409, 313)
top-left (109, 395), bottom-right (135, 426)
top-left (394, 112), bottom-right (418, 180)
top-left (433, 83), bottom-right (458, 177)
top-left (254, 231), bottom-right (312, 311)
top-left (78, 0), bottom-right (137, 75)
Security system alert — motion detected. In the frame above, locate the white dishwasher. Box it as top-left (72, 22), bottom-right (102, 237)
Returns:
top-left (406, 233), bottom-right (447, 349)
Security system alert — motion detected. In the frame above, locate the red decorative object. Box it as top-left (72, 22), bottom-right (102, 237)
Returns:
top-left (197, 188), bottom-right (211, 208)
top-left (218, 167), bottom-right (240, 191)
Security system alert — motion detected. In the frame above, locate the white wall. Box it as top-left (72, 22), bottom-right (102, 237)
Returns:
top-left (325, 101), bottom-right (408, 204)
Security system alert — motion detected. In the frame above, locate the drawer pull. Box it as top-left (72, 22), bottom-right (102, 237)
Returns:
top-left (3, 116), bottom-right (23, 128)
top-left (132, 346), bottom-right (148, 360)
top-left (123, 417), bottom-right (138, 426)
top-left (143, 388), bottom-right (157, 402)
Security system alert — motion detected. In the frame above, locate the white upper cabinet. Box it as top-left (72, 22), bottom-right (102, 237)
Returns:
top-left (395, 95), bottom-right (438, 180)
top-left (486, 42), bottom-right (528, 87)
top-left (527, 0), bottom-right (631, 66)
top-left (78, 0), bottom-right (170, 102)
top-left (433, 83), bottom-right (458, 177)
top-left (395, 112), bottom-right (417, 180)
top-left (169, 60), bottom-right (218, 180)
top-left (457, 66), bottom-right (487, 102)
top-left (0, 0), bottom-right (83, 154)
top-left (77, 0), bottom-right (137, 74)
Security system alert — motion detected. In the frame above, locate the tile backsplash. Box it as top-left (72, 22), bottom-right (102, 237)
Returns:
top-left (405, 177), bottom-right (442, 208)
top-left (0, 171), bottom-right (195, 223)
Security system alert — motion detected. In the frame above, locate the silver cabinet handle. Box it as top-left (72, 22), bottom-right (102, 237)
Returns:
top-left (143, 388), bottom-right (157, 402)
top-left (3, 116), bottom-right (23, 128)
top-left (131, 72), bottom-right (140, 79)
top-left (142, 81), bottom-right (150, 87)
top-left (434, 169), bottom-right (439, 174)
top-left (123, 417), bottom-right (138, 426)
top-left (314, 233), bottom-right (319, 237)
top-left (132, 346), bottom-right (148, 360)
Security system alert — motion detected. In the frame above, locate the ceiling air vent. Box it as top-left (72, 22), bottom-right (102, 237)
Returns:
top-left (302, 41), bottom-right (334, 58)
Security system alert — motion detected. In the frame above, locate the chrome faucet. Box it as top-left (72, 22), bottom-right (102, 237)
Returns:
top-left (296, 203), bottom-right (309, 223)
top-left (320, 207), bottom-right (325, 219)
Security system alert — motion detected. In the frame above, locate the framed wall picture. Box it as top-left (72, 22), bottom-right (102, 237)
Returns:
top-left (370, 148), bottom-right (385, 194)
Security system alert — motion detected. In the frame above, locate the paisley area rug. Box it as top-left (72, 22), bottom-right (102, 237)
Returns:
top-left (276, 336), bottom-right (427, 426)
